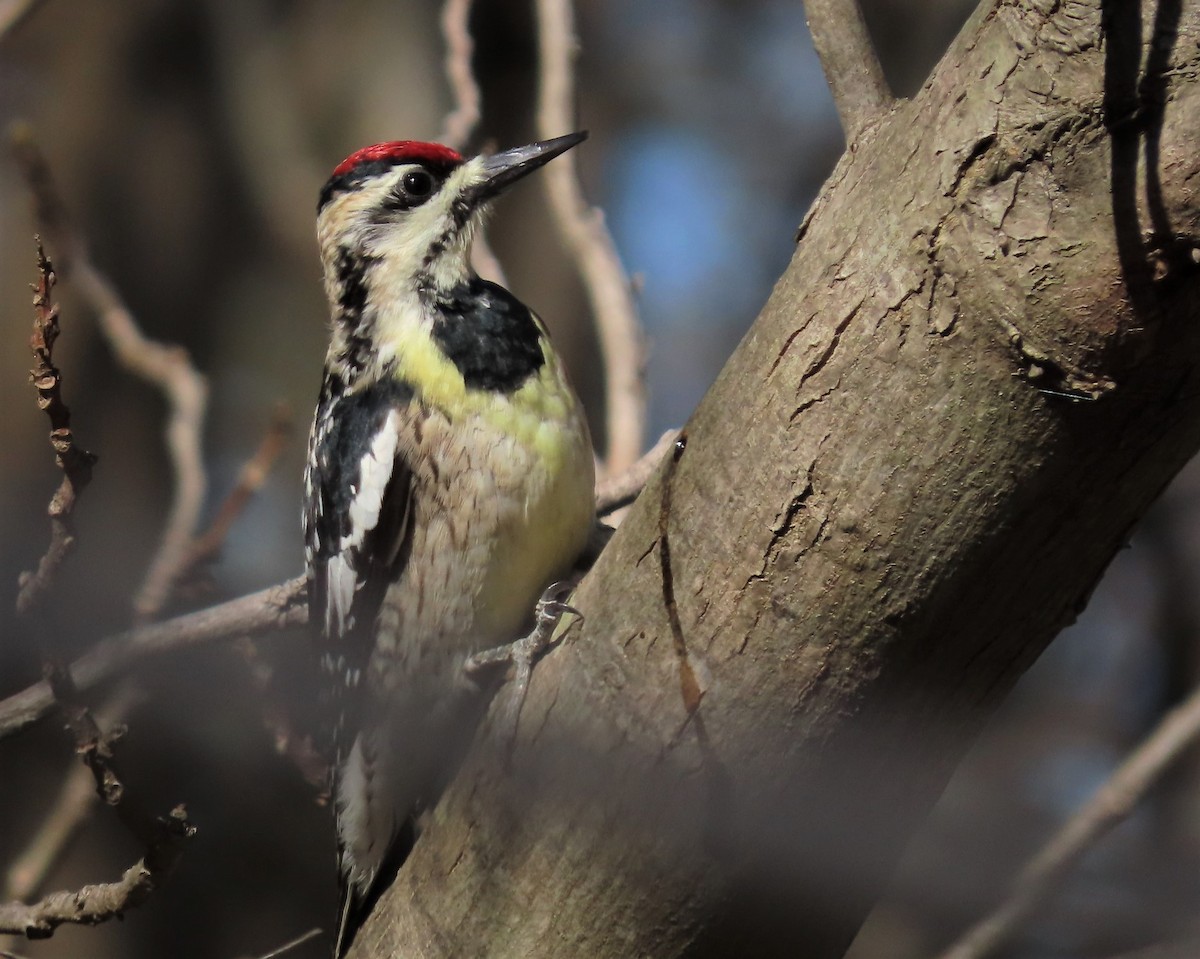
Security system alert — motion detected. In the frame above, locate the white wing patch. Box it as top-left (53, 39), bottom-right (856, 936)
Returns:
top-left (325, 409), bottom-right (403, 637)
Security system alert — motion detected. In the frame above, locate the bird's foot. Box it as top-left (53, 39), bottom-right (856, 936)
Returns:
top-left (464, 581), bottom-right (581, 746)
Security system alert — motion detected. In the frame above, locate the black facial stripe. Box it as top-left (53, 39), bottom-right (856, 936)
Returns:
top-left (335, 247), bottom-right (373, 319)
top-left (318, 158), bottom-right (457, 213)
top-left (449, 196), bottom-right (473, 230)
top-left (332, 248), bottom-right (380, 375)
top-left (416, 199), bottom-right (475, 280)
top-left (430, 279), bottom-right (545, 393)
top-left (318, 159), bottom-right (394, 212)
top-left (377, 191), bottom-right (424, 214)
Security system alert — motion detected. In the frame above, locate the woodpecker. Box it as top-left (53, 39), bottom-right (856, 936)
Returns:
top-left (303, 133), bottom-right (595, 955)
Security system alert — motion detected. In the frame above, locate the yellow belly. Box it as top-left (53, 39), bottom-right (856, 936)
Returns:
top-left (471, 411), bottom-right (595, 641)
top-left (373, 364), bottom-right (595, 663)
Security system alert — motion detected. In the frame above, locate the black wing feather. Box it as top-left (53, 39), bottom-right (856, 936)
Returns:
top-left (304, 376), bottom-right (418, 760)
top-left (304, 375), bottom-right (423, 958)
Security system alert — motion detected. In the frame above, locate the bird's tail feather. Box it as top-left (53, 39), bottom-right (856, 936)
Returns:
top-left (334, 818), bottom-right (416, 958)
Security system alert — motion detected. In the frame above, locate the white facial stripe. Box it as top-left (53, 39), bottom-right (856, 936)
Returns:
top-left (317, 157), bottom-right (493, 294)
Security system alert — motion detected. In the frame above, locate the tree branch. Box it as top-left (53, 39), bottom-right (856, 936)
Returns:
top-left (345, 3), bottom-right (1200, 955)
top-left (233, 637), bottom-right (328, 793)
top-left (0, 0), bottom-right (44, 40)
top-left (804, 0), bottom-right (893, 143)
top-left (11, 127), bottom-right (210, 624)
top-left (173, 403), bottom-right (292, 592)
top-left (0, 660), bottom-right (196, 939)
top-left (936, 681), bottom-right (1200, 959)
top-left (239, 926), bottom-right (324, 959)
top-left (436, 0), bottom-right (506, 285)
top-left (16, 239), bottom-right (97, 617)
top-left (0, 577), bottom-right (308, 740)
top-left (0, 427), bottom-right (669, 742)
top-left (0, 859), bottom-right (181, 938)
top-left (437, 0), bottom-right (481, 153)
top-left (595, 428), bottom-right (678, 516)
top-left (3, 685), bottom-right (142, 903)
top-left (535, 0), bottom-right (646, 475)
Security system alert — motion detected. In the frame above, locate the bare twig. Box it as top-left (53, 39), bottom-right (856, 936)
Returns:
top-left (937, 681), bottom-right (1200, 959)
top-left (0, 577), bottom-right (309, 740)
top-left (0, 437), bottom-right (671, 742)
top-left (16, 240), bottom-right (97, 617)
top-left (11, 126), bottom-right (210, 624)
top-left (176, 403), bottom-right (292, 588)
top-left (438, 0), bottom-right (482, 151)
top-left (206, 0), bottom-right (326, 262)
top-left (595, 429), bottom-right (678, 516)
top-left (0, 859), bottom-right (183, 938)
top-left (804, 0), bottom-right (893, 143)
top-left (0, 0), bottom-right (44, 41)
top-left (1099, 939), bottom-right (1200, 959)
top-left (4, 685), bottom-right (143, 902)
top-left (234, 638), bottom-right (329, 793)
top-left (1, 768), bottom-right (93, 902)
top-left (0, 663), bottom-right (196, 939)
top-left (76, 256), bottom-right (207, 624)
top-left (237, 926), bottom-right (324, 959)
top-left (535, 0), bottom-right (645, 475)
top-left (41, 660), bottom-right (192, 851)
top-left (436, 0), bottom-right (506, 285)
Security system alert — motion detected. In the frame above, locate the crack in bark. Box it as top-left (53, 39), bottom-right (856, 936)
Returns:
top-left (790, 377), bottom-right (843, 422)
top-left (744, 476), bottom-right (819, 598)
top-left (657, 432), bottom-right (703, 716)
top-left (769, 324), bottom-right (808, 378)
top-left (947, 134), bottom-right (998, 196)
top-left (796, 300), bottom-right (861, 392)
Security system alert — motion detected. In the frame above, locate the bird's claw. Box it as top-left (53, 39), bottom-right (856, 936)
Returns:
top-left (463, 581), bottom-right (582, 748)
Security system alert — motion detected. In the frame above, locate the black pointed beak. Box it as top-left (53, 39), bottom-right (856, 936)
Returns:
top-left (475, 131), bottom-right (588, 200)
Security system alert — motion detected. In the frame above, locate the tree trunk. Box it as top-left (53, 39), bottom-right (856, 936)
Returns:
top-left (350, 1), bottom-right (1200, 955)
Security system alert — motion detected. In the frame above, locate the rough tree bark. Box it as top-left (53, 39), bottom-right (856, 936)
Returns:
top-left (351, 1), bottom-right (1200, 956)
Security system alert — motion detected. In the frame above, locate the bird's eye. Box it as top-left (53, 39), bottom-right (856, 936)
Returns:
top-left (401, 169), bottom-right (434, 198)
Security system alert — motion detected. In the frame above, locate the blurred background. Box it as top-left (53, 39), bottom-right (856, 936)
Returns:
top-left (0, 1), bottom-right (1197, 957)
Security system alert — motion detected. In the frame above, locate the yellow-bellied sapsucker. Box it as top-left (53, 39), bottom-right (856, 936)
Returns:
top-left (303, 134), bottom-right (595, 955)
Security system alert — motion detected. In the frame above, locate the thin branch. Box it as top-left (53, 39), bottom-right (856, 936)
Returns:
top-left (1098, 940), bottom-right (1200, 959)
top-left (0, 859), bottom-right (181, 938)
top-left (0, 577), bottom-right (309, 740)
top-left (0, 438), bottom-right (673, 742)
top-left (175, 403), bottom-right (292, 589)
top-left (436, 0), bottom-right (507, 285)
top-left (206, 0), bottom-right (327, 263)
top-left (234, 637), bottom-right (328, 793)
top-left (937, 681), bottom-right (1200, 959)
top-left (0, 664), bottom-right (196, 939)
top-left (595, 428), bottom-right (678, 516)
top-left (804, 0), bottom-right (893, 143)
top-left (3, 685), bottom-right (143, 902)
top-left (11, 126), bottom-right (210, 624)
top-left (534, 0), bottom-right (646, 475)
top-left (0, 0), bottom-right (44, 41)
top-left (77, 255), bottom-right (207, 624)
top-left (16, 239), bottom-right (97, 617)
top-left (242, 927), bottom-right (324, 959)
top-left (41, 660), bottom-right (193, 855)
top-left (438, 0), bottom-right (482, 151)
top-left (1, 767), bottom-right (93, 902)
